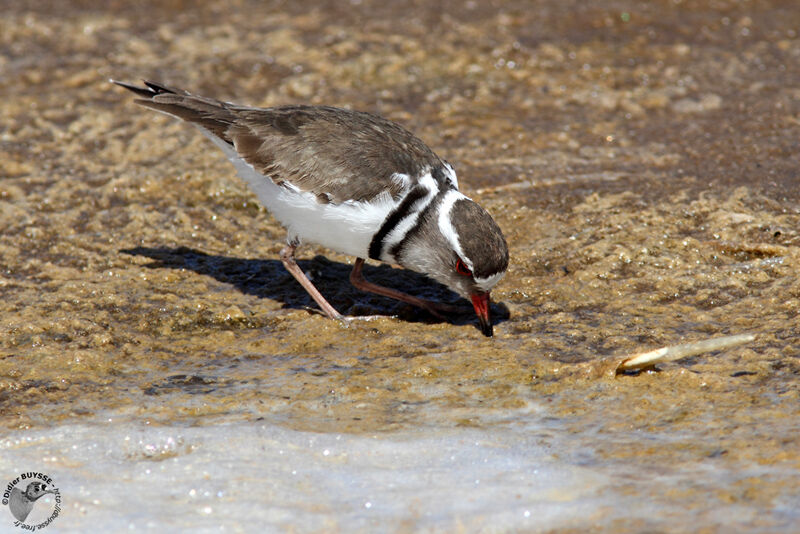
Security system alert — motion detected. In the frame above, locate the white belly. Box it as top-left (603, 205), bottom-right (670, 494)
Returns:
top-left (205, 131), bottom-right (393, 258)
top-left (252, 177), bottom-right (394, 257)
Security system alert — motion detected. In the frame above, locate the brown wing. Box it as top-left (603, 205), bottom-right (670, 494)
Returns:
top-left (114, 80), bottom-right (444, 202)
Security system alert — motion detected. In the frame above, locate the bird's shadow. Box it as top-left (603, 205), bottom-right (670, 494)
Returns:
top-left (121, 246), bottom-right (509, 332)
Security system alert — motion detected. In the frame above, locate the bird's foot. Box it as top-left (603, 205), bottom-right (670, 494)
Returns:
top-left (302, 306), bottom-right (390, 324)
top-left (342, 314), bottom-right (390, 323)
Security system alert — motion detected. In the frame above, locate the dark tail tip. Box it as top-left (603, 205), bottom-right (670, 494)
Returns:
top-left (110, 79), bottom-right (155, 98)
top-left (110, 79), bottom-right (186, 99)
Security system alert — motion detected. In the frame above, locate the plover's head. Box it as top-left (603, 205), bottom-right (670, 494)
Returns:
top-left (396, 190), bottom-right (509, 336)
top-left (23, 482), bottom-right (55, 502)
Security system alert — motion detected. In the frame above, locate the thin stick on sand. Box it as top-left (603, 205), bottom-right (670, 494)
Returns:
top-left (616, 333), bottom-right (756, 374)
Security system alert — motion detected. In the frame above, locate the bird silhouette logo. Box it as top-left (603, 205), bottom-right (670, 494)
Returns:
top-left (8, 482), bottom-right (55, 522)
top-left (3, 473), bottom-right (61, 529)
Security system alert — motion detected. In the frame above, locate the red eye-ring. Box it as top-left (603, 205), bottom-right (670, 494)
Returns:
top-left (455, 258), bottom-right (472, 277)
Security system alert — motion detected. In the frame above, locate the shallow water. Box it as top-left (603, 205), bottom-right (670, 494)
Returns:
top-left (1, 0), bottom-right (799, 531)
top-left (2, 412), bottom-right (796, 532)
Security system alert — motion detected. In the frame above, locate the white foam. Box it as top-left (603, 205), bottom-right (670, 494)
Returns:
top-left (1, 413), bottom-right (795, 532)
top-left (0, 417), bottom-right (600, 532)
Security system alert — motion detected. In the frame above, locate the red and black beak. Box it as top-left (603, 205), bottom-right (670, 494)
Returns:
top-left (470, 292), bottom-right (493, 337)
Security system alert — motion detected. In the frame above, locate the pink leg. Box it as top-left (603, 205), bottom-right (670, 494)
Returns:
top-left (280, 242), bottom-right (344, 320)
top-left (349, 258), bottom-right (463, 319)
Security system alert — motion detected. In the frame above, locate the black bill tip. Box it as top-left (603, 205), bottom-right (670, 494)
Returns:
top-left (471, 293), bottom-right (493, 337)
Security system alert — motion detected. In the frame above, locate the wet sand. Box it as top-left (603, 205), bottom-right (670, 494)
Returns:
top-left (1, 0), bottom-right (798, 531)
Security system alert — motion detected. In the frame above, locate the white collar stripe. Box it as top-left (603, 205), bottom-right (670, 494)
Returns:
top-left (437, 190), bottom-right (471, 269)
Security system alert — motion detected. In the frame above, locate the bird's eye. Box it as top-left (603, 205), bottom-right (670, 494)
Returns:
top-left (455, 258), bottom-right (472, 276)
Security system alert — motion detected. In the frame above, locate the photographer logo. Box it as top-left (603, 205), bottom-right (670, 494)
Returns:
top-left (3, 472), bottom-right (60, 530)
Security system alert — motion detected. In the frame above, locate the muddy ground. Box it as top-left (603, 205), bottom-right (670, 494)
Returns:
top-left (0, 0), bottom-right (798, 530)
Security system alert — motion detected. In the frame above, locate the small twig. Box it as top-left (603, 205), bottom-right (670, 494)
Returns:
top-left (616, 334), bottom-right (756, 374)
